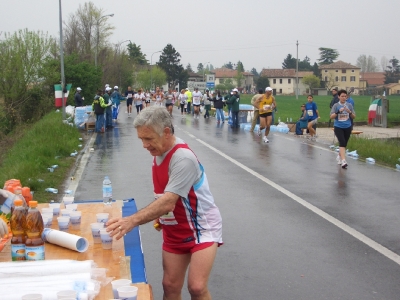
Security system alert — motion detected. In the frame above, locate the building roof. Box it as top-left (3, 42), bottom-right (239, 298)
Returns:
top-left (319, 60), bottom-right (360, 69)
top-left (187, 71), bottom-right (202, 78)
top-left (359, 72), bottom-right (385, 86)
top-left (212, 67), bottom-right (253, 78)
top-left (260, 69), bottom-right (313, 78)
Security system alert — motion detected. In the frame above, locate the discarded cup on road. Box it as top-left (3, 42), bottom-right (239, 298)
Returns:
top-left (96, 213), bottom-right (109, 224)
top-left (111, 279), bottom-right (132, 298)
top-left (57, 216), bottom-right (70, 232)
top-left (100, 228), bottom-right (113, 250)
top-left (90, 222), bottom-right (104, 244)
top-left (366, 157), bottom-right (375, 164)
top-left (45, 188), bottom-right (58, 194)
top-left (117, 285), bottom-right (138, 300)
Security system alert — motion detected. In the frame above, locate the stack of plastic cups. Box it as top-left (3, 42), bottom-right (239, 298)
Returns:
top-left (56, 290), bottom-right (77, 299)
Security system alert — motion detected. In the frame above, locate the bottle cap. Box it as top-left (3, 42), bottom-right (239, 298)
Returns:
top-left (29, 200), bottom-right (38, 208)
top-left (14, 199), bottom-right (23, 206)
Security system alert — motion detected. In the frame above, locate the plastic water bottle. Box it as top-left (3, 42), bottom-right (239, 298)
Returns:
top-left (25, 201), bottom-right (45, 261)
top-left (102, 176), bottom-right (112, 205)
top-left (10, 199), bottom-right (26, 261)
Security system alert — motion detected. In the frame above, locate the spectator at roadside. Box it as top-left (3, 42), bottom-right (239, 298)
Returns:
top-left (74, 87), bottom-right (84, 107)
top-left (211, 91), bottom-right (225, 124)
top-left (250, 89), bottom-right (264, 132)
top-left (226, 88), bottom-right (240, 128)
top-left (295, 103), bottom-right (308, 136)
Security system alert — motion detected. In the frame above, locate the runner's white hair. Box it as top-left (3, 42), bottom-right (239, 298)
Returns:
top-left (133, 106), bottom-right (173, 136)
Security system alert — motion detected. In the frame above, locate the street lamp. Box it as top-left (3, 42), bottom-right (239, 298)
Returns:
top-left (150, 51), bottom-right (162, 91)
top-left (59, 0), bottom-right (66, 120)
top-left (95, 13), bottom-right (114, 67)
top-left (116, 40), bottom-right (131, 88)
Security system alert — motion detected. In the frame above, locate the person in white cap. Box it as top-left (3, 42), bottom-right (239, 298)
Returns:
top-left (74, 87), bottom-right (84, 107)
top-left (111, 86), bottom-right (126, 123)
top-left (256, 87), bottom-right (276, 143)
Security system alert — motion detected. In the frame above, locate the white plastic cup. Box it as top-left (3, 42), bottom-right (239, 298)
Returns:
top-left (99, 228), bottom-right (113, 250)
top-left (41, 213), bottom-right (54, 227)
top-left (96, 212), bottom-right (109, 224)
top-left (70, 211), bottom-right (82, 229)
top-left (41, 207), bottom-right (53, 214)
top-left (60, 209), bottom-right (73, 217)
top-left (57, 216), bottom-right (70, 231)
top-left (66, 204), bottom-right (78, 211)
top-left (90, 222), bottom-right (104, 243)
top-left (111, 279), bottom-right (132, 298)
top-left (63, 196), bottom-right (74, 205)
top-left (21, 294), bottom-right (43, 300)
top-left (117, 286), bottom-right (138, 300)
top-left (49, 203), bottom-right (61, 216)
top-left (56, 290), bottom-right (77, 299)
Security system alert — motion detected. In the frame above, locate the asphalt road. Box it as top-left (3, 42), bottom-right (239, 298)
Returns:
top-left (75, 107), bottom-right (400, 300)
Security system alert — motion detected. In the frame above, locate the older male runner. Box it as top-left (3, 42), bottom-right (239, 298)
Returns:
top-left (107, 106), bottom-right (222, 300)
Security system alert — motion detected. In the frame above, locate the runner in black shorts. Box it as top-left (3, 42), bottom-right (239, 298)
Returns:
top-left (165, 89), bottom-right (175, 116)
top-left (125, 86), bottom-right (134, 116)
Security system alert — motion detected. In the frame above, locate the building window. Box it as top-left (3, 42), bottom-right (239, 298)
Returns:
top-left (335, 70), bottom-right (338, 72)
top-left (288, 79), bottom-right (291, 84)
top-left (273, 79), bottom-right (276, 84)
top-left (324, 76), bottom-right (328, 82)
top-left (219, 78), bottom-right (224, 84)
top-left (279, 89), bottom-right (282, 94)
top-left (350, 76), bottom-right (356, 82)
top-left (324, 70), bottom-right (328, 73)
top-left (342, 69), bottom-right (346, 73)
top-left (351, 69), bottom-right (355, 73)
top-left (279, 79), bottom-right (283, 84)
top-left (341, 76), bottom-right (346, 82)
top-left (335, 76), bottom-right (339, 82)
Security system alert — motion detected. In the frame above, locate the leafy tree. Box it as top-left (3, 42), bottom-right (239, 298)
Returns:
top-left (157, 44), bottom-right (185, 87)
top-left (302, 75), bottom-right (320, 92)
top-left (186, 63), bottom-right (193, 73)
top-left (384, 56), bottom-right (400, 84)
top-left (209, 64), bottom-right (214, 71)
top-left (223, 62), bottom-right (233, 69)
top-left (312, 62), bottom-right (320, 78)
top-left (236, 61), bottom-right (244, 72)
top-left (215, 78), bottom-right (234, 92)
top-left (251, 68), bottom-right (258, 76)
top-left (0, 29), bottom-right (56, 133)
top-left (197, 63), bottom-right (204, 73)
top-left (256, 76), bottom-right (270, 91)
top-left (127, 42), bottom-right (147, 65)
top-left (282, 54), bottom-right (296, 69)
top-left (356, 55), bottom-right (379, 72)
top-left (136, 66), bottom-right (167, 89)
top-left (298, 56), bottom-right (312, 71)
top-left (318, 47), bottom-right (339, 65)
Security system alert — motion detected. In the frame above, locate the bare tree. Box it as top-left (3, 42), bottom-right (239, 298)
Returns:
top-left (63, 2), bottom-right (114, 63)
top-left (356, 54), bottom-right (379, 72)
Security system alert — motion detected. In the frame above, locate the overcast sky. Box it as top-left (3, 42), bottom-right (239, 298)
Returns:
top-left (2, 0), bottom-right (399, 73)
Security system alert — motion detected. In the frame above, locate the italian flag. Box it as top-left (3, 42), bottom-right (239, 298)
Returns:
top-left (368, 99), bottom-right (380, 124)
top-left (54, 84), bottom-right (72, 107)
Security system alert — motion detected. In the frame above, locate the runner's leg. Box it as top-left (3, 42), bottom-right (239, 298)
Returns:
top-left (162, 250), bottom-right (191, 300)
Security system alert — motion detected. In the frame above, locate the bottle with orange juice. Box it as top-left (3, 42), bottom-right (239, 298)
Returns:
top-left (10, 199), bottom-right (26, 261)
top-left (25, 201), bottom-right (45, 260)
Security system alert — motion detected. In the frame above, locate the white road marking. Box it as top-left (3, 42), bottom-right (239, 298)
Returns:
top-left (194, 137), bottom-right (400, 266)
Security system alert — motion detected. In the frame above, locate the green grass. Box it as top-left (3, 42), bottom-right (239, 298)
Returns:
top-left (0, 111), bottom-right (81, 203)
top-left (347, 136), bottom-right (400, 167)
top-left (240, 94), bottom-right (400, 125)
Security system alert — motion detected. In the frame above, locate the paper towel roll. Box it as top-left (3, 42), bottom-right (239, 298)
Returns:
top-left (42, 228), bottom-right (89, 252)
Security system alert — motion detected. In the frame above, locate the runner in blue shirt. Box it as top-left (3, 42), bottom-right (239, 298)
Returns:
top-left (305, 95), bottom-right (320, 141)
top-left (330, 89), bottom-right (356, 169)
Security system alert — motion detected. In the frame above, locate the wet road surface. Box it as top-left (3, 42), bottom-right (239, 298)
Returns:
top-left (75, 107), bottom-right (400, 300)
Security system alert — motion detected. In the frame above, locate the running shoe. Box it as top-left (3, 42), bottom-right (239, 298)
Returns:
top-left (336, 155), bottom-right (341, 165)
top-left (341, 159), bottom-right (348, 169)
top-left (263, 136), bottom-right (269, 143)
top-left (257, 128), bottom-right (261, 137)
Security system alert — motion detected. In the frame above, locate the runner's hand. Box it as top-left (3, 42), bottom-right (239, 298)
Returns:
top-left (106, 216), bottom-right (135, 240)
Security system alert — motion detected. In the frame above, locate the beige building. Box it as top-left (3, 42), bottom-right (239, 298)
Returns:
top-left (260, 69), bottom-right (313, 95)
top-left (212, 68), bottom-right (254, 90)
top-left (319, 60), bottom-right (361, 91)
top-left (376, 80), bottom-right (400, 95)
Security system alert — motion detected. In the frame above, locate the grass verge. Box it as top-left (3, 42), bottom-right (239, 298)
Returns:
top-left (0, 111), bottom-right (82, 203)
top-left (346, 136), bottom-right (400, 167)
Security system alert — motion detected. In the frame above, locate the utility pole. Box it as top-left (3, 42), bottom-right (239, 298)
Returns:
top-left (59, 0), bottom-right (65, 120)
top-left (296, 40), bottom-right (299, 100)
